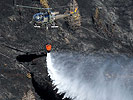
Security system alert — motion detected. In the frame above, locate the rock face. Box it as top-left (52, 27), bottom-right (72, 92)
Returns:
top-left (0, 0), bottom-right (133, 100)
top-left (66, 0), bottom-right (81, 29)
top-left (40, 0), bottom-right (49, 8)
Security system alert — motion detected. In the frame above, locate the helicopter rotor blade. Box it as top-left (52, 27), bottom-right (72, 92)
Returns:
top-left (16, 5), bottom-right (52, 10)
top-left (52, 5), bottom-right (77, 9)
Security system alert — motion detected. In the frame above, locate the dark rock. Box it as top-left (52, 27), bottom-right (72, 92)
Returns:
top-left (0, 0), bottom-right (133, 99)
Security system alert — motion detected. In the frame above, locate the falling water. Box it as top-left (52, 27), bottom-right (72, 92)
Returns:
top-left (47, 52), bottom-right (133, 100)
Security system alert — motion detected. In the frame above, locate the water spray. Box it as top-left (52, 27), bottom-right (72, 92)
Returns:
top-left (47, 53), bottom-right (133, 100)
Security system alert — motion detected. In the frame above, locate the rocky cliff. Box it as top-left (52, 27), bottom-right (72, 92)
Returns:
top-left (0, 0), bottom-right (133, 100)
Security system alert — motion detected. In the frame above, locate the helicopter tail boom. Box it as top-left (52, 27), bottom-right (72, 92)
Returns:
top-left (55, 14), bottom-right (71, 20)
top-left (51, 12), bottom-right (59, 15)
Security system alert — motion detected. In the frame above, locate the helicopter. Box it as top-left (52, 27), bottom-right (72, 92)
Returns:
top-left (15, 0), bottom-right (79, 30)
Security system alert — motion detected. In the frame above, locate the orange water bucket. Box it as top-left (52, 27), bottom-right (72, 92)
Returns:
top-left (46, 44), bottom-right (52, 52)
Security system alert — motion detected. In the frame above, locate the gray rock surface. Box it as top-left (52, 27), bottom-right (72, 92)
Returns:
top-left (0, 0), bottom-right (133, 99)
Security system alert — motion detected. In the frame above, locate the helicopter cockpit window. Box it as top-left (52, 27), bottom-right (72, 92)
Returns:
top-left (33, 13), bottom-right (44, 22)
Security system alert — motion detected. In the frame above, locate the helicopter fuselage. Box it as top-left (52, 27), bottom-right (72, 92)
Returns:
top-left (31, 12), bottom-right (71, 28)
top-left (32, 12), bottom-right (54, 24)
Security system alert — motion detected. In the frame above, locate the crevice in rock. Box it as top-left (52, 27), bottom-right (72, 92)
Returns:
top-left (31, 73), bottom-right (71, 100)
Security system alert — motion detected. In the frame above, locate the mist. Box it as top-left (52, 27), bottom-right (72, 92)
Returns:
top-left (47, 52), bottom-right (133, 100)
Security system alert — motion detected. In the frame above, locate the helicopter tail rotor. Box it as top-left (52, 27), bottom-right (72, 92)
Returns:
top-left (70, 8), bottom-right (78, 14)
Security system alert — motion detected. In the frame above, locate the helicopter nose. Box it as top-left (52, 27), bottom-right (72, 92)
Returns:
top-left (46, 44), bottom-right (52, 53)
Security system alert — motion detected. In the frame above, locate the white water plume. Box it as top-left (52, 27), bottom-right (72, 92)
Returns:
top-left (47, 52), bottom-right (133, 100)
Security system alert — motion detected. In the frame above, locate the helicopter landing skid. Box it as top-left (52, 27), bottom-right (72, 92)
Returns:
top-left (34, 25), bottom-right (41, 28)
top-left (33, 24), bottom-right (59, 29)
top-left (51, 26), bottom-right (59, 28)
